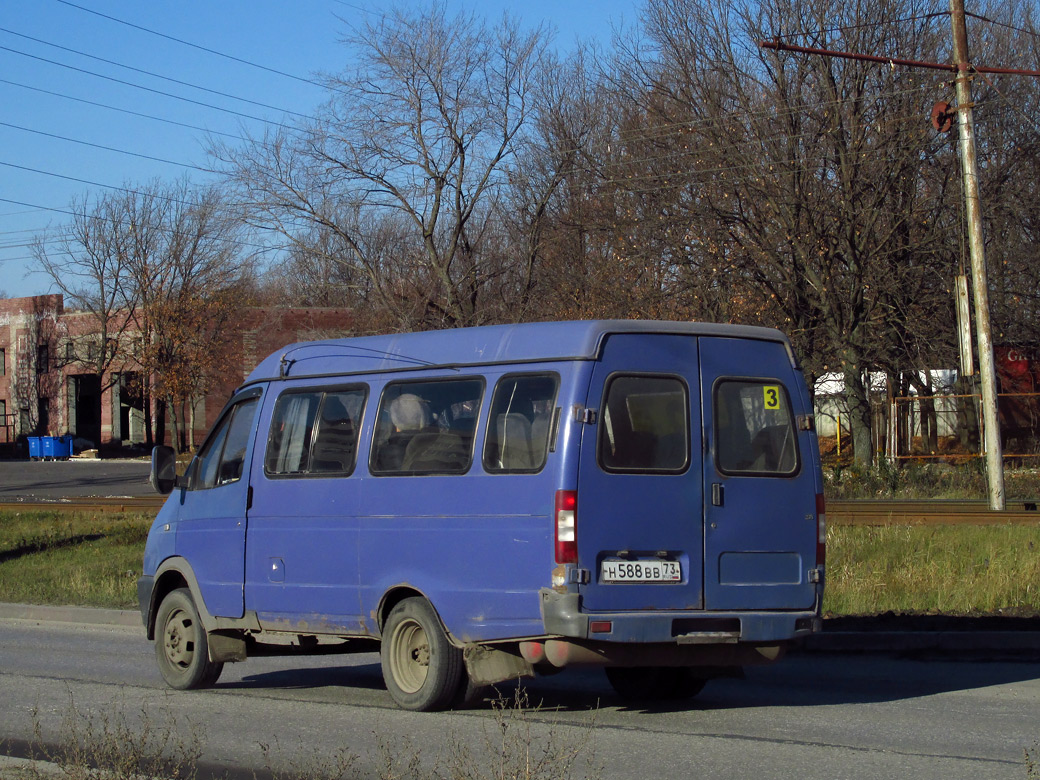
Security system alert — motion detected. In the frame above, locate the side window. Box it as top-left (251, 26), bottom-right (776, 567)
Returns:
top-left (194, 397), bottom-right (259, 490)
top-left (483, 373), bottom-right (559, 473)
top-left (266, 392), bottom-right (321, 474)
top-left (265, 387), bottom-right (366, 477)
top-left (371, 378), bottom-right (483, 475)
top-left (715, 380), bottom-right (799, 475)
top-left (599, 375), bottom-right (689, 473)
top-left (311, 390), bottom-right (365, 474)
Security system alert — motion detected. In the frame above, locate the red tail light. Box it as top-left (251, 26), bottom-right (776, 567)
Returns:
top-left (815, 493), bottom-right (826, 569)
top-left (555, 490), bottom-right (577, 564)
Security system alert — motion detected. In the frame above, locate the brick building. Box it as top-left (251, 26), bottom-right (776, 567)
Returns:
top-left (0, 294), bottom-right (354, 453)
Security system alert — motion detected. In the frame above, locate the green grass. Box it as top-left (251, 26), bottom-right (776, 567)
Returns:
top-left (0, 510), bottom-right (152, 608)
top-left (825, 523), bottom-right (1040, 615)
top-left (2, 508), bottom-right (1040, 617)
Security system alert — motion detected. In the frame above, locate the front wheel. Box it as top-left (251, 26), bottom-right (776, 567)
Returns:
top-left (605, 666), bottom-right (707, 701)
top-left (154, 587), bottom-right (223, 690)
top-left (381, 597), bottom-right (463, 711)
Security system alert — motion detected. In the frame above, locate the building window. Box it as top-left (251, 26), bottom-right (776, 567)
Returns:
top-left (0, 346), bottom-right (5, 375)
top-left (37, 344), bottom-right (49, 372)
top-left (38, 398), bottom-right (49, 434)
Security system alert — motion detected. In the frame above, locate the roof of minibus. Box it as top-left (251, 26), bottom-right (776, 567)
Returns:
top-left (244, 320), bottom-right (794, 384)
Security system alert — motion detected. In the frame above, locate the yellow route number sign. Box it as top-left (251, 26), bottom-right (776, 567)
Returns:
top-left (763, 385), bottom-right (781, 411)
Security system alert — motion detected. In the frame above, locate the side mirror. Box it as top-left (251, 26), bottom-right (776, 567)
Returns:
top-left (149, 445), bottom-right (178, 494)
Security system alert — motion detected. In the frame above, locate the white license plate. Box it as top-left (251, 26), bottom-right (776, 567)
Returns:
top-left (600, 559), bottom-right (681, 583)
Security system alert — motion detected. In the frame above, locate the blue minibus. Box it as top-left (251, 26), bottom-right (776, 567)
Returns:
top-left (140, 320), bottom-right (825, 710)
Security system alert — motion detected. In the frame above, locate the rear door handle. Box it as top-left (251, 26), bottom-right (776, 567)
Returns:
top-left (711, 483), bottom-right (724, 507)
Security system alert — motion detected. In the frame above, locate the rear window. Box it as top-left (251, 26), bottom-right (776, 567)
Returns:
top-left (715, 380), bottom-right (799, 475)
top-left (371, 378), bottom-right (484, 475)
top-left (265, 387), bottom-right (366, 477)
top-left (599, 374), bottom-right (689, 472)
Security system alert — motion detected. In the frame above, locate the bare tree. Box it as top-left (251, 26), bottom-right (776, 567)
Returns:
top-left (129, 180), bottom-right (254, 452)
top-left (216, 3), bottom-right (552, 330)
top-left (593, 0), bottom-right (961, 464)
top-left (31, 186), bottom-right (163, 388)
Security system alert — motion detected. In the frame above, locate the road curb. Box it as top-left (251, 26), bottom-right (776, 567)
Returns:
top-left (803, 629), bottom-right (1040, 656)
top-left (0, 602), bottom-right (141, 628)
top-left (2, 602), bottom-right (1039, 656)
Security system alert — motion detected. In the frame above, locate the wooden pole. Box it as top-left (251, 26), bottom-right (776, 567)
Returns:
top-left (950, 0), bottom-right (1005, 510)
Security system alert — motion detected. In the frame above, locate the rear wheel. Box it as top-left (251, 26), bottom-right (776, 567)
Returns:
top-left (154, 587), bottom-right (223, 690)
top-left (605, 666), bottom-right (707, 701)
top-left (381, 597), bottom-right (463, 711)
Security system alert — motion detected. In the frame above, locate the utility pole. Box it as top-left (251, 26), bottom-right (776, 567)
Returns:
top-left (761, 5), bottom-right (1015, 510)
top-left (950, 0), bottom-right (1005, 510)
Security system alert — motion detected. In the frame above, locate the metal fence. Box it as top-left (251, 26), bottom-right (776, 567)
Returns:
top-left (817, 392), bottom-right (1040, 461)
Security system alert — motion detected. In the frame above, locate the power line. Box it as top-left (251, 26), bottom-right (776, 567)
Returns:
top-left (0, 27), bottom-right (316, 121)
top-left (0, 160), bottom-right (203, 202)
top-left (0, 120), bottom-right (210, 171)
top-left (965, 10), bottom-right (1040, 40)
top-left (0, 77), bottom-right (243, 140)
top-left (768, 12), bottom-right (951, 43)
top-left (55, 0), bottom-right (327, 89)
top-left (0, 196), bottom-right (279, 256)
top-left (0, 45), bottom-right (301, 130)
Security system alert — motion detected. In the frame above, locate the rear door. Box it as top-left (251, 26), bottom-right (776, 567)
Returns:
top-left (577, 333), bottom-right (704, 612)
top-left (700, 336), bottom-right (818, 610)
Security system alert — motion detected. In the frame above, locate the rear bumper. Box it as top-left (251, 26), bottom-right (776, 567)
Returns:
top-left (538, 589), bottom-right (821, 644)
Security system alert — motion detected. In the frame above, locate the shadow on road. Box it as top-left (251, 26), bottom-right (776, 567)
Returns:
top-left (204, 646), bottom-right (1040, 715)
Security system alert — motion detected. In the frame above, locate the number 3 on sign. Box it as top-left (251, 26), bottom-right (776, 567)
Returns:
top-left (763, 385), bottom-right (780, 410)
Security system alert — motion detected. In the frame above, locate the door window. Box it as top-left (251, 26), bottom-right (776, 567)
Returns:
top-left (598, 374), bottom-right (689, 472)
top-left (194, 397), bottom-right (259, 490)
top-left (714, 380), bottom-right (799, 475)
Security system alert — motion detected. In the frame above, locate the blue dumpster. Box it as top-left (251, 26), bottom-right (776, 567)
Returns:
top-left (57, 434), bottom-right (74, 459)
top-left (38, 435), bottom-right (73, 460)
top-left (27, 436), bottom-right (42, 460)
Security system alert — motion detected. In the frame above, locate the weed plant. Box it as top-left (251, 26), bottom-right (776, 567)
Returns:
top-left (23, 691), bottom-right (202, 780)
top-left (825, 460), bottom-right (1040, 500)
top-left (446, 687), bottom-right (600, 780)
top-left (15, 687), bottom-right (599, 780)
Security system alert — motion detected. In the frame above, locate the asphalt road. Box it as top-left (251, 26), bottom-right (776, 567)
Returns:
top-left (0, 616), bottom-right (1037, 780)
top-left (0, 458), bottom-right (153, 499)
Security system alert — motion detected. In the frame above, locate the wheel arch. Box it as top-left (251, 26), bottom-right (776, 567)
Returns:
top-left (376, 585), bottom-right (456, 645)
top-left (144, 559), bottom-right (210, 640)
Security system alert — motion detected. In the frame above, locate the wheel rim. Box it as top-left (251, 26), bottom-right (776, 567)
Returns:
top-left (161, 607), bottom-right (196, 671)
top-left (388, 617), bottom-right (430, 694)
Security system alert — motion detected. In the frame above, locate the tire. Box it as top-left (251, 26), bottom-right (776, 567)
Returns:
top-left (380, 597), bottom-right (463, 711)
top-left (154, 587), bottom-right (223, 690)
top-left (605, 666), bottom-right (707, 701)
top-left (454, 674), bottom-right (492, 708)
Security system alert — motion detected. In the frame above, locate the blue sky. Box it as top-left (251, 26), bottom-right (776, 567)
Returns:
top-left (1, 0), bottom-right (640, 299)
